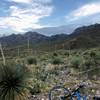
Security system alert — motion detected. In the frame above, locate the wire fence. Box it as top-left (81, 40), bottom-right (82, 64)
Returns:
top-left (0, 44), bottom-right (100, 77)
top-left (0, 44), bottom-right (49, 59)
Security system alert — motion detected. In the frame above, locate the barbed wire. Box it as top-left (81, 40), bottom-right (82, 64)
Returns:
top-left (70, 66), bottom-right (100, 76)
top-left (2, 45), bottom-right (27, 50)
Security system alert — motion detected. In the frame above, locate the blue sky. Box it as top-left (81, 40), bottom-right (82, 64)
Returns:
top-left (0, 0), bottom-right (100, 35)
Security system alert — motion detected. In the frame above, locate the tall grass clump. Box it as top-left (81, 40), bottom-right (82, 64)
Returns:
top-left (0, 63), bottom-right (32, 100)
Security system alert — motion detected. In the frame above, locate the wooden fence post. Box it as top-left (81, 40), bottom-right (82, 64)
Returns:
top-left (0, 43), bottom-right (6, 65)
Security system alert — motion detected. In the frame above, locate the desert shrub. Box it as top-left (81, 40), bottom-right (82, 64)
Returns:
top-left (80, 59), bottom-right (96, 71)
top-left (89, 51), bottom-right (96, 58)
top-left (84, 60), bottom-right (92, 68)
top-left (30, 79), bottom-right (49, 95)
top-left (32, 65), bottom-right (49, 82)
top-left (30, 80), bottom-right (41, 95)
top-left (81, 59), bottom-right (100, 79)
top-left (81, 60), bottom-right (91, 71)
top-left (51, 57), bottom-right (63, 65)
top-left (27, 57), bottom-right (37, 65)
top-left (0, 63), bottom-right (32, 100)
top-left (53, 52), bottom-right (58, 56)
top-left (30, 66), bottom-right (49, 95)
top-left (64, 52), bottom-right (69, 56)
top-left (69, 56), bottom-right (82, 69)
top-left (95, 52), bottom-right (100, 59)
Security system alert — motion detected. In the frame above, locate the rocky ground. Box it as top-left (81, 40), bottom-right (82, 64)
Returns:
top-left (28, 67), bottom-right (100, 100)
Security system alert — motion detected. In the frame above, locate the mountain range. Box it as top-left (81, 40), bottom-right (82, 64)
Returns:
top-left (0, 23), bottom-right (100, 51)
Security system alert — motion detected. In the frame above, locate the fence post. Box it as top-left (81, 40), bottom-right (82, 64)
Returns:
top-left (17, 47), bottom-right (20, 57)
top-left (0, 43), bottom-right (6, 65)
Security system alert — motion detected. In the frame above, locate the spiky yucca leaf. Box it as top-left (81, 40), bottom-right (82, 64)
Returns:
top-left (0, 63), bottom-right (32, 100)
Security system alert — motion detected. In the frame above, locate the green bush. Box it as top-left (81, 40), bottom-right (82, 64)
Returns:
top-left (89, 51), bottom-right (96, 58)
top-left (51, 57), bottom-right (63, 65)
top-left (53, 52), bottom-right (58, 56)
top-left (0, 63), bottom-right (32, 100)
top-left (70, 56), bottom-right (82, 69)
top-left (30, 79), bottom-right (49, 95)
top-left (95, 52), bottom-right (100, 59)
top-left (64, 52), bottom-right (69, 56)
top-left (80, 58), bottom-right (96, 72)
top-left (81, 60), bottom-right (92, 71)
top-left (27, 57), bottom-right (37, 65)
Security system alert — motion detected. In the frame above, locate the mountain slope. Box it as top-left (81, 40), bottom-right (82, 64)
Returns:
top-left (66, 24), bottom-right (100, 49)
top-left (0, 32), bottom-right (49, 47)
top-left (0, 24), bottom-right (100, 50)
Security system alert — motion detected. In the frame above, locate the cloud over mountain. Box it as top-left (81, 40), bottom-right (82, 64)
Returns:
top-left (66, 2), bottom-right (100, 21)
top-left (0, 0), bottom-right (53, 33)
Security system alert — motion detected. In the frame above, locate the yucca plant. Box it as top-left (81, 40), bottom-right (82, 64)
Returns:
top-left (0, 63), bottom-right (32, 100)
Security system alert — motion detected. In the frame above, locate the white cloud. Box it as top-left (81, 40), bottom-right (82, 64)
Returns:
top-left (0, 0), bottom-right (53, 32)
top-left (7, 0), bottom-right (52, 4)
top-left (66, 2), bottom-right (100, 21)
top-left (8, 0), bottom-right (32, 4)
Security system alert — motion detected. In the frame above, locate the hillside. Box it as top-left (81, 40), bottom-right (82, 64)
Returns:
top-left (0, 24), bottom-right (100, 51)
top-left (67, 23), bottom-right (100, 49)
top-left (0, 32), bottom-right (49, 48)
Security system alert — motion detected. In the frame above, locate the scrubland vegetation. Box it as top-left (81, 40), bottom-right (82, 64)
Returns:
top-left (0, 48), bottom-right (100, 99)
